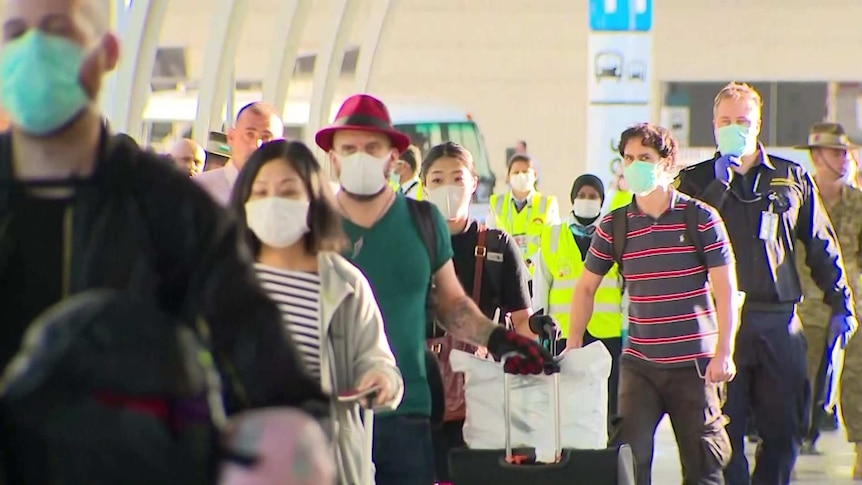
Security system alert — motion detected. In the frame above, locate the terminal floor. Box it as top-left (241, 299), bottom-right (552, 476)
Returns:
top-left (651, 416), bottom-right (859, 484)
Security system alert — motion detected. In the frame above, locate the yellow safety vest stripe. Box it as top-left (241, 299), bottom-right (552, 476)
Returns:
top-left (542, 224), bottom-right (623, 339)
top-left (490, 192), bottom-right (554, 275)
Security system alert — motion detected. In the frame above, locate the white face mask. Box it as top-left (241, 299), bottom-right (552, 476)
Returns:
top-left (573, 199), bottom-right (602, 219)
top-left (338, 152), bottom-right (390, 196)
top-left (509, 172), bottom-right (534, 192)
top-left (245, 197), bottom-right (310, 248)
top-left (426, 185), bottom-right (469, 220)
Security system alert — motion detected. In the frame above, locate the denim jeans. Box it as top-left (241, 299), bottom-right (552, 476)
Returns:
top-left (373, 414), bottom-right (435, 485)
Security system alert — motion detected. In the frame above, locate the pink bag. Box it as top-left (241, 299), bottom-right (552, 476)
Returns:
top-left (218, 408), bottom-right (336, 485)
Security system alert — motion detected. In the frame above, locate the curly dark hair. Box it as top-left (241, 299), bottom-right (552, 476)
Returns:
top-left (617, 123), bottom-right (679, 168)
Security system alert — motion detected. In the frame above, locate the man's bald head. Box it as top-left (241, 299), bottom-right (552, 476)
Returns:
top-left (227, 102), bottom-right (284, 169)
top-left (169, 138), bottom-right (206, 177)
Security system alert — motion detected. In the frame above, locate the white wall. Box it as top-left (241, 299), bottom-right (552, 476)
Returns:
top-left (653, 0), bottom-right (862, 82)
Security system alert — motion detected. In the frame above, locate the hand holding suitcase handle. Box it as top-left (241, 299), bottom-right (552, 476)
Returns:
top-left (488, 326), bottom-right (559, 375)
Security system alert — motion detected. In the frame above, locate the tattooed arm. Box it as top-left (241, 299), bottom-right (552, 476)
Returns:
top-left (432, 260), bottom-right (499, 346)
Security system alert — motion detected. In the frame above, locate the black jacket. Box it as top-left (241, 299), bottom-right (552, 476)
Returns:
top-left (0, 130), bottom-right (326, 411)
top-left (676, 150), bottom-right (854, 318)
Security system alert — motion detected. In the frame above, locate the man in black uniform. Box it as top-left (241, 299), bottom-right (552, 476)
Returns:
top-left (676, 82), bottom-right (857, 485)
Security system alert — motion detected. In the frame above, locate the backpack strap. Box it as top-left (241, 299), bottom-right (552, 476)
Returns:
top-left (406, 197), bottom-right (443, 338)
top-left (684, 200), bottom-right (707, 269)
top-left (611, 205), bottom-right (629, 270)
top-left (406, 198), bottom-right (438, 266)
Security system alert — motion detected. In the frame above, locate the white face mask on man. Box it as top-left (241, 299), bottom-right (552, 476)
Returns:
top-left (338, 152), bottom-right (390, 196)
top-left (245, 197), bottom-right (310, 248)
top-left (425, 185), bottom-right (469, 220)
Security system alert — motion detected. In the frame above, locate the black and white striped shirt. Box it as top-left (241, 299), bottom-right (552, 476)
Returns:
top-left (255, 264), bottom-right (323, 378)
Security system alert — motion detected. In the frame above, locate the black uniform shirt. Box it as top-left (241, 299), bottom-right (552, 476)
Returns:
top-left (676, 148), bottom-right (854, 318)
top-left (450, 220), bottom-right (531, 320)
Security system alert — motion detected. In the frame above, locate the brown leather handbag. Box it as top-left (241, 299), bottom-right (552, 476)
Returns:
top-left (427, 227), bottom-right (490, 422)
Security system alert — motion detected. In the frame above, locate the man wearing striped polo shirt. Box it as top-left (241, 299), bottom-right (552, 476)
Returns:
top-left (567, 123), bottom-right (739, 485)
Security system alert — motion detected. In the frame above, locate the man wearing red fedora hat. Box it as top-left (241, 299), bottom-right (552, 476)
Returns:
top-left (316, 94), bottom-right (556, 485)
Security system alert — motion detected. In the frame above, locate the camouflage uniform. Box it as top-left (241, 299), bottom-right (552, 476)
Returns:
top-left (797, 185), bottom-right (862, 443)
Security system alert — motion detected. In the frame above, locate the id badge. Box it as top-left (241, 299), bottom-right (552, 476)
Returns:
top-left (759, 211), bottom-right (779, 241)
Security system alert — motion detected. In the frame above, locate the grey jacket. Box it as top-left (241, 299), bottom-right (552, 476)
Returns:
top-left (317, 252), bottom-right (403, 485)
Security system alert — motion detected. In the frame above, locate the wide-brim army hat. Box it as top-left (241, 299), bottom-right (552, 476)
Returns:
top-left (794, 122), bottom-right (859, 150)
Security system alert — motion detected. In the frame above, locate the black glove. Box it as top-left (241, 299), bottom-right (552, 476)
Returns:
top-left (528, 310), bottom-right (561, 341)
top-left (487, 326), bottom-right (558, 375)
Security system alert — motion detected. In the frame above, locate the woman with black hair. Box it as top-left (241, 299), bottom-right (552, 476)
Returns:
top-left (420, 141), bottom-right (534, 483)
top-left (228, 140), bottom-right (403, 485)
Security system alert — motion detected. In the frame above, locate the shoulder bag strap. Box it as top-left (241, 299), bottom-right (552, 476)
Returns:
top-left (472, 224), bottom-right (488, 304)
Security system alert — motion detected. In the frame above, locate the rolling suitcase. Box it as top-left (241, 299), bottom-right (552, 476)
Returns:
top-left (448, 355), bottom-right (635, 485)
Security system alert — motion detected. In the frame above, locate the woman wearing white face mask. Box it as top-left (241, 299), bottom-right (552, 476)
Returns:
top-left (420, 142), bottom-right (533, 484)
top-left (486, 154), bottom-right (560, 285)
top-left (532, 173), bottom-right (625, 418)
top-left (229, 140), bottom-right (404, 485)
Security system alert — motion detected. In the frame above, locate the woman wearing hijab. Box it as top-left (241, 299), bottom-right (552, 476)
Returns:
top-left (532, 174), bottom-right (624, 416)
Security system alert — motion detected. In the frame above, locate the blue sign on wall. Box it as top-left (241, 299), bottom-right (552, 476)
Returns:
top-left (589, 0), bottom-right (653, 32)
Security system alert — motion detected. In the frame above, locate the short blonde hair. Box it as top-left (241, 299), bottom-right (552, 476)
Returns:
top-left (713, 82), bottom-right (763, 114)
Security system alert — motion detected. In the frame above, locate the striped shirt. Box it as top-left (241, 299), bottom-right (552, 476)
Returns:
top-left (255, 264), bottom-right (323, 378)
top-left (584, 191), bottom-right (734, 367)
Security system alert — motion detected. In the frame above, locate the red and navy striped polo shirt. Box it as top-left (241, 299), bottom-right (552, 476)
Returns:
top-left (585, 191), bottom-right (735, 367)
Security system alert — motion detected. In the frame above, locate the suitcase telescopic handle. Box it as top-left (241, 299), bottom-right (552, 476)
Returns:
top-left (500, 352), bottom-right (563, 463)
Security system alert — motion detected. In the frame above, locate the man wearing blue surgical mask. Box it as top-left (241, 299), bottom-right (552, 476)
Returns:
top-left (676, 82), bottom-right (857, 485)
top-left (0, 2), bottom-right (326, 481)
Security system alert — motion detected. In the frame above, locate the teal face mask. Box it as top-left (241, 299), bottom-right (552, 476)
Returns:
top-left (716, 124), bottom-right (758, 157)
top-left (0, 31), bottom-right (90, 136)
top-left (623, 161), bottom-right (660, 195)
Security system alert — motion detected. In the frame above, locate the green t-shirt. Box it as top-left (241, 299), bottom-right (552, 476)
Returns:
top-left (342, 194), bottom-right (453, 416)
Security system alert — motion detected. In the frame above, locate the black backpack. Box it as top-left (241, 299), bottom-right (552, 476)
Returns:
top-left (405, 198), bottom-right (505, 338)
top-left (0, 290), bottom-right (224, 485)
top-left (610, 200), bottom-right (707, 284)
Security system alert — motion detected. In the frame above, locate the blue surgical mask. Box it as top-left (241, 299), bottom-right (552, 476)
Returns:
top-left (0, 31), bottom-right (90, 136)
top-left (623, 161), bottom-right (660, 196)
top-left (716, 124), bottom-right (758, 157)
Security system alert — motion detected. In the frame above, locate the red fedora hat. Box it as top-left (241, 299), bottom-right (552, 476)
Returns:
top-left (315, 94), bottom-right (411, 153)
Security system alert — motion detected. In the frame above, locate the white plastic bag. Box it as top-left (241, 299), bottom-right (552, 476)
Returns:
top-left (450, 341), bottom-right (612, 461)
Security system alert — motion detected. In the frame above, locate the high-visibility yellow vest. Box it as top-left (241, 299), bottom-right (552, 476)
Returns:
top-left (490, 192), bottom-right (555, 275)
top-left (541, 224), bottom-right (623, 339)
top-left (609, 190), bottom-right (633, 211)
top-left (394, 179), bottom-right (424, 200)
